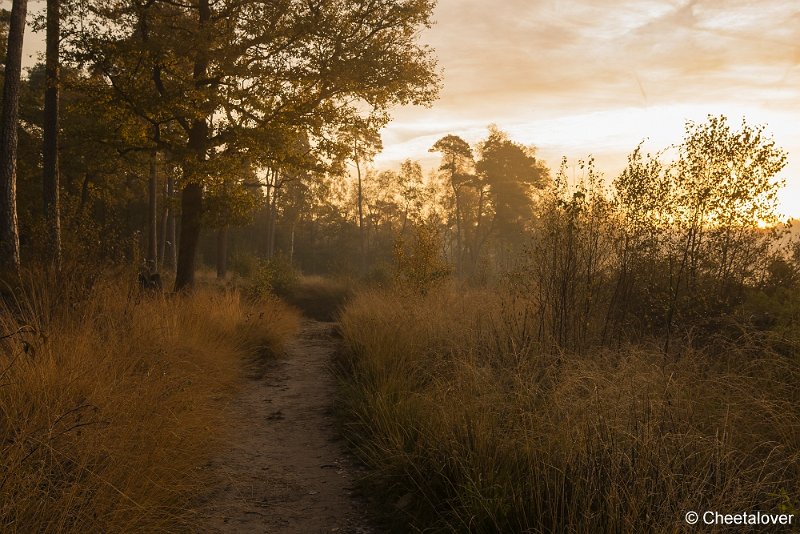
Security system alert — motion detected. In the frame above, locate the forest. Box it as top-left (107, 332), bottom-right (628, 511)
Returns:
top-left (1, 0), bottom-right (800, 532)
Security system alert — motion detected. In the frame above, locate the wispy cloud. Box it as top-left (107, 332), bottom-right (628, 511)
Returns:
top-left (379, 0), bottom-right (800, 215)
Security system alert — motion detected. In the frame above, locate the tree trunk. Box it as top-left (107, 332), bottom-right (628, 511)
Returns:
top-left (466, 186), bottom-right (486, 276)
top-left (174, 181), bottom-right (202, 291)
top-left (159, 169), bottom-right (168, 269)
top-left (0, 0), bottom-right (27, 273)
top-left (451, 181), bottom-right (463, 274)
top-left (77, 172), bottom-right (91, 216)
top-left (147, 149), bottom-right (158, 267)
top-left (165, 173), bottom-right (177, 270)
top-left (356, 156), bottom-right (366, 274)
top-left (43, 0), bottom-right (61, 269)
top-left (261, 185), bottom-right (273, 260)
top-left (289, 222), bottom-right (295, 263)
top-left (266, 185), bottom-right (278, 259)
top-left (173, 0), bottom-right (210, 291)
top-left (216, 225), bottom-right (228, 279)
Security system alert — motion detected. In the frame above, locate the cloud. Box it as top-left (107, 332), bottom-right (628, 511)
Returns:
top-left (378, 0), bottom-right (800, 215)
top-left (416, 0), bottom-right (799, 111)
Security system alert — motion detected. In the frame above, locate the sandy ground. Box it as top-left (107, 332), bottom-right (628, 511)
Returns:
top-left (200, 320), bottom-right (374, 533)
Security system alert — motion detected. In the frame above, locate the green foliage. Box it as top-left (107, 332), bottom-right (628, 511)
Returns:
top-left (250, 254), bottom-right (299, 298)
top-left (203, 177), bottom-right (264, 229)
top-left (476, 125), bottom-right (548, 244)
top-left (393, 224), bottom-right (450, 294)
top-left (67, 0), bottom-right (441, 188)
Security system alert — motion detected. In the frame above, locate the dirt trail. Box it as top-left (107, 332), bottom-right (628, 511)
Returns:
top-left (202, 320), bottom-right (373, 533)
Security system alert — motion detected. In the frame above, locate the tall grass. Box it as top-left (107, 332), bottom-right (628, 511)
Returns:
top-left (276, 275), bottom-right (355, 321)
top-left (0, 270), bottom-right (299, 532)
top-left (338, 286), bottom-right (800, 532)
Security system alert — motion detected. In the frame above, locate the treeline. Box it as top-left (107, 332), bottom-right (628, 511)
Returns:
top-left (515, 116), bottom-right (793, 353)
top-left (234, 115), bottom-right (796, 351)
top-left (0, 0), bottom-right (440, 288)
top-left (220, 124), bottom-right (548, 280)
top-left (0, 0), bottom-right (795, 324)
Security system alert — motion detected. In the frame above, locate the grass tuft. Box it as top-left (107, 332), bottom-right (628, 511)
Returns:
top-left (0, 270), bottom-right (299, 532)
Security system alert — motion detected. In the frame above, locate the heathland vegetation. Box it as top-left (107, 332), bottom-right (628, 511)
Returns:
top-left (334, 117), bottom-right (800, 532)
top-left (1, 270), bottom-right (299, 530)
top-left (0, 0), bottom-right (438, 530)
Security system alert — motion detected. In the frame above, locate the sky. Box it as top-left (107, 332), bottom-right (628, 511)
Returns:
top-left (13, 0), bottom-right (800, 216)
top-left (374, 0), bottom-right (800, 218)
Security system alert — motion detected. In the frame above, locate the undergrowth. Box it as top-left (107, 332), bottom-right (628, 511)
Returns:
top-left (337, 285), bottom-right (800, 533)
top-left (0, 269), bottom-right (299, 532)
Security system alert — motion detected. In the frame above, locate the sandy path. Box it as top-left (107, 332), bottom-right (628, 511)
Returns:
top-left (201, 320), bottom-right (373, 533)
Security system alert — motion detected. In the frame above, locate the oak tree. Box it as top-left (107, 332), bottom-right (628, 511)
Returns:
top-left (70, 0), bottom-right (440, 290)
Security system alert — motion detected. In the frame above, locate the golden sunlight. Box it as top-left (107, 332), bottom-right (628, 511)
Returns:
top-left (374, 0), bottom-right (800, 217)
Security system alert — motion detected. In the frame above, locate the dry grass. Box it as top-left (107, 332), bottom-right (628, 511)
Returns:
top-left (278, 275), bottom-right (355, 321)
top-left (0, 270), bottom-right (299, 532)
top-left (338, 285), bottom-right (800, 532)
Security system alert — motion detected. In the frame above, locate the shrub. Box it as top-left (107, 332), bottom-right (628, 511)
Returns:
top-left (250, 253), bottom-right (299, 298)
top-left (393, 224), bottom-right (450, 294)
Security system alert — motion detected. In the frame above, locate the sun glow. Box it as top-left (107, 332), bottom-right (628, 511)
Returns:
top-left (373, 0), bottom-right (800, 218)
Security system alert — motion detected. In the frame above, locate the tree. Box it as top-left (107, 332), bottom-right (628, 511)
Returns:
top-left (203, 158), bottom-right (262, 278)
top-left (476, 126), bottom-right (547, 258)
top-left (397, 159), bottom-right (425, 235)
top-left (0, 0), bottom-right (27, 272)
top-left (43, 0), bottom-right (61, 268)
top-left (523, 157), bottom-right (616, 352)
top-left (663, 115), bottom-right (787, 349)
top-left (678, 116), bottom-right (785, 287)
top-left (278, 169), bottom-right (355, 273)
top-left (429, 134), bottom-right (474, 273)
top-left (160, 160), bottom-right (178, 271)
top-left (147, 144), bottom-right (157, 268)
top-left (71, 0), bottom-right (440, 291)
top-left (252, 130), bottom-right (320, 262)
top-left (20, 66), bottom-right (154, 261)
top-left (341, 120), bottom-right (381, 274)
top-left (610, 116), bottom-right (787, 351)
top-left (609, 143), bottom-right (670, 339)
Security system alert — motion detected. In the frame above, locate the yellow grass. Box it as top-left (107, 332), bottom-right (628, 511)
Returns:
top-left (338, 285), bottom-right (800, 532)
top-left (0, 270), bottom-right (299, 532)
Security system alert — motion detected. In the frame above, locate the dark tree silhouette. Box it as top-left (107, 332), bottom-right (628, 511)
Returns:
top-left (43, 0), bottom-right (62, 268)
top-left (0, 0), bottom-right (27, 272)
